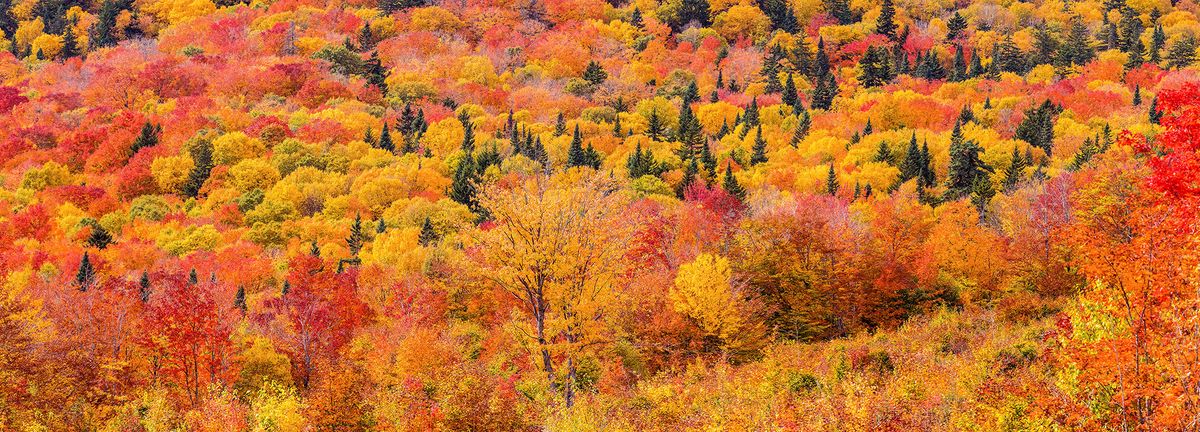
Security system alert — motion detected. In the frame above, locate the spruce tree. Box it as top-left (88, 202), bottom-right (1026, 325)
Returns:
top-left (946, 12), bottom-right (968, 41)
top-left (969, 175), bottom-right (995, 221)
top-left (876, 0), bottom-right (897, 40)
top-left (76, 252), bottom-right (96, 291)
top-left (826, 163), bottom-right (839, 196)
top-left (1001, 146), bottom-right (1025, 191)
top-left (418, 217), bottom-right (438, 246)
top-left (782, 73), bottom-right (798, 106)
top-left (900, 133), bottom-right (922, 181)
top-left (449, 151), bottom-right (479, 209)
top-left (555, 112), bottom-right (567, 136)
top-left (85, 221), bottom-right (113, 249)
top-left (762, 0), bottom-right (799, 33)
top-left (130, 122), bottom-right (160, 156)
top-left (722, 163), bottom-right (746, 201)
top-left (182, 136), bottom-right (214, 197)
top-left (646, 108), bottom-right (664, 140)
top-left (1167, 35), bottom-right (1196, 69)
top-left (376, 218), bottom-right (387, 234)
top-left (234, 285), bottom-right (247, 314)
top-left (378, 122), bottom-right (395, 153)
top-left (567, 125), bottom-right (587, 168)
top-left (363, 50), bottom-right (389, 95)
top-left (742, 97), bottom-right (760, 128)
top-left (944, 121), bottom-right (992, 199)
top-left (347, 214), bottom-right (364, 257)
top-left (671, 0), bottom-right (711, 31)
top-left (791, 110), bottom-right (811, 147)
top-left (582, 60), bottom-right (608, 84)
top-left (139, 271), bottom-right (151, 302)
top-left (750, 126), bottom-right (768, 165)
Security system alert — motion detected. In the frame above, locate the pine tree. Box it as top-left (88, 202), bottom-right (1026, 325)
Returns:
top-left (582, 60), bottom-right (608, 84)
top-left (1059, 16), bottom-right (1095, 67)
top-left (139, 271), bottom-right (151, 302)
top-left (86, 221), bottom-right (113, 249)
top-left (449, 151), bottom-right (479, 209)
top-left (873, 141), bottom-right (892, 164)
top-left (567, 125), bottom-right (588, 168)
top-left (646, 108), bottom-right (664, 140)
top-left (900, 133), bottom-right (922, 181)
top-left (60, 23), bottom-right (79, 59)
top-left (1149, 96), bottom-right (1163, 124)
top-left (762, 0), bottom-right (799, 33)
top-left (876, 0), bottom-right (897, 40)
top-left (825, 163), bottom-right (839, 196)
top-left (359, 22), bottom-right (375, 52)
top-left (671, 0), bottom-right (711, 31)
top-left (920, 140), bottom-right (936, 187)
top-left (970, 175), bottom-right (995, 221)
top-left (378, 122), bottom-right (395, 153)
top-left (1014, 100), bottom-right (1059, 155)
top-left (629, 7), bottom-right (643, 26)
top-left (1132, 85), bottom-right (1142, 106)
top-left (1001, 146), bottom-right (1025, 191)
top-left (742, 97), bottom-right (760, 127)
top-left (89, 0), bottom-right (126, 49)
top-left (944, 121), bottom-right (992, 199)
top-left (363, 50), bottom-right (389, 95)
top-left (946, 12), bottom-right (968, 41)
top-left (722, 163), bottom-right (746, 201)
top-left (612, 114), bottom-right (623, 137)
top-left (555, 112), bottom-right (567, 136)
top-left (310, 241), bottom-right (321, 257)
top-left (234, 285), bottom-right (247, 314)
top-left (951, 44), bottom-right (967, 81)
top-left (1167, 35), bottom-right (1196, 69)
top-left (182, 136), bottom-right (214, 197)
top-left (281, 280), bottom-right (290, 296)
top-left (859, 46), bottom-right (893, 87)
top-left (791, 110), bottom-right (811, 147)
top-left (813, 38), bottom-right (831, 78)
top-left (750, 126), bottom-right (768, 165)
top-left (418, 217), bottom-right (438, 246)
top-left (376, 218), bottom-right (387, 234)
top-left (76, 252), bottom-right (96, 291)
top-left (130, 122), bottom-right (160, 156)
top-left (1150, 25), bottom-right (1166, 65)
top-left (782, 73), bottom-right (798, 106)
top-left (676, 158), bottom-right (700, 198)
top-left (189, 269), bottom-right (199, 286)
top-left (347, 214), bottom-right (365, 257)
top-left (825, 0), bottom-right (854, 25)
top-left (810, 73), bottom-right (838, 110)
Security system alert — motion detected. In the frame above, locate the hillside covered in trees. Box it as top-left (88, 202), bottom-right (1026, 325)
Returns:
top-left (2, 0), bottom-right (1200, 429)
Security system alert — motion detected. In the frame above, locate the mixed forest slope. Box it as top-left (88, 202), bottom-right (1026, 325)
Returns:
top-left (1, 0), bottom-right (1200, 429)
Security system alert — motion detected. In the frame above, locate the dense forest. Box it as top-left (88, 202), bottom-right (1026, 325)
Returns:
top-left (1, 0), bottom-right (1199, 429)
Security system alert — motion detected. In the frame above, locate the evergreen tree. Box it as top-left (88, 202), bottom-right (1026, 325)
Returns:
top-left (750, 126), bottom-right (768, 165)
top-left (646, 108), bottom-right (664, 140)
top-left (671, 0), bottom-right (711, 31)
top-left (629, 7), bottom-right (643, 26)
top-left (676, 158), bottom-right (700, 198)
top-left (234, 285), bottom-right (247, 314)
top-left (130, 122), bottom-right (160, 156)
top-left (742, 97), bottom-right (760, 128)
top-left (182, 136), bottom-right (214, 197)
top-left (875, 0), bottom-right (897, 40)
top-left (969, 174), bottom-right (995, 221)
top-left (873, 141), bottom-right (893, 164)
top-left (347, 214), bottom-right (365, 257)
top-left (722, 163), bottom-right (746, 200)
top-left (76, 252), bottom-right (96, 291)
top-left (781, 73), bottom-right (798, 106)
top-left (582, 60), bottom-right (608, 84)
top-left (825, 163), bottom-right (839, 196)
top-left (859, 46), bottom-right (893, 87)
top-left (951, 44), bottom-right (967, 81)
top-left (139, 271), bottom-right (151, 302)
top-left (567, 125), bottom-right (587, 167)
top-left (915, 50), bottom-right (947, 80)
top-left (1167, 35), bottom-right (1197, 69)
top-left (920, 140), bottom-right (936, 187)
top-left (812, 38), bottom-right (831, 78)
top-left (1001, 146), bottom-right (1025, 191)
top-left (900, 133), bottom-right (922, 181)
top-left (1151, 25), bottom-right (1166, 65)
top-left (946, 12), bottom-right (968, 41)
top-left (449, 151), bottom-right (479, 209)
top-left (60, 23), bottom-right (79, 59)
top-left (700, 142), bottom-right (716, 177)
top-left (1068, 136), bottom-right (1099, 171)
top-left (1059, 16), bottom-right (1096, 67)
top-left (761, 0), bottom-right (799, 33)
top-left (85, 221), bottom-right (113, 249)
top-left (1133, 85), bottom-right (1142, 106)
top-left (968, 49), bottom-right (985, 77)
top-left (376, 218), bottom-right (387, 234)
top-left (309, 241), bottom-right (321, 257)
top-left (791, 110), bottom-right (811, 147)
top-left (281, 280), bottom-right (290, 296)
top-left (824, 0), bottom-right (854, 25)
top-left (418, 217), bottom-right (438, 246)
top-left (359, 22), bottom-right (375, 52)
top-left (460, 112), bottom-right (475, 152)
top-left (1014, 100), bottom-right (1060, 155)
top-left (682, 80), bottom-right (701, 105)
top-left (363, 50), bottom-right (389, 95)
top-left (810, 72), bottom-right (838, 110)
top-left (944, 121), bottom-right (992, 199)
top-left (1150, 96), bottom-right (1163, 124)
top-left (555, 112), bottom-right (567, 136)
top-left (378, 122), bottom-right (395, 153)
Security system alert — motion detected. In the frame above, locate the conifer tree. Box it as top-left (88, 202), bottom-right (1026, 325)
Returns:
top-left (1001, 146), bottom-right (1025, 191)
top-left (364, 50), bottom-right (389, 95)
top-left (555, 112), bottom-right (567, 136)
top-left (946, 12), bottom-right (967, 41)
top-left (722, 163), bottom-right (746, 201)
top-left (750, 127), bottom-right (768, 165)
top-left (418, 217), bottom-right (438, 246)
top-left (782, 73), bottom-right (798, 106)
top-left (791, 110), bottom-right (811, 147)
top-left (234, 285), bottom-right (247, 314)
top-left (945, 121), bottom-right (992, 199)
top-left (76, 252), bottom-right (96, 291)
top-left (130, 122), bottom-right (160, 156)
top-left (183, 136), bottom-right (214, 197)
top-left (826, 163), bottom-right (839, 196)
top-left (449, 151), bottom-right (479, 209)
top-left (567, 125), bottom-right (587, 168)
top-left (900, 133), bottom-right (922, 181)
top-left (646, 108), bottom-right (664, 140)
top-left (875, 0), bottom-right (897, 40)
top-left (378, 122), bottom-right (395, 153)
top-left (139, 271), bottom-right (151, 302)
top-left (347, 214), bottom-right (365, 257)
